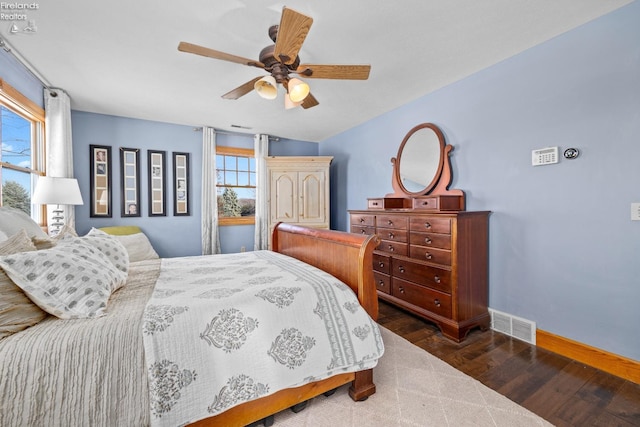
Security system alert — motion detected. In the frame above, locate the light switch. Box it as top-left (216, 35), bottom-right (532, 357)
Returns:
top-left (631, 203), bottom-right (640, 221)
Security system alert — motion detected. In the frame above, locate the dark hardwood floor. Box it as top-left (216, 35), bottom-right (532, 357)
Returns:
top-left (377, 302), bottom-right (640, 427)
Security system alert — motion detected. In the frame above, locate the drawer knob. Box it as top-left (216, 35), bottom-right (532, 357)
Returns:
top-left (387, 220), bottom-right (393, 226)
top-left (398, 266), bottom-right (405, 274)
top-left (399, 287), bottom-right (405, 294)
top-left (425, 253), bottom-right (433, 260)
top-left (388, 232), bottom-right (394, 239)
top-left (388, 245), bottom-right (394, 252)
top-left (360, 217), bottom-right (365, 223)
top-left (434, 298), bottom-right (441, 307)
top-left (424, 222), bottom-right (432, 229)
top-left (434, 275), bottom-right (441, 283)
top-left (360, 229), bottom-right (366, 234)
top-left (378, 280), bottom-right (385, 287)
top-left (421, 200), bottom-right (429, 206)
top-left (378, 262), bottom-right (385, 268)
top-left (424, 237), bottom-right (432, 244)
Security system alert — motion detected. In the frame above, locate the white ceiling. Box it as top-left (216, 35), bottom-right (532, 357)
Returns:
top-left (1, 0), bottom-right (632, 142)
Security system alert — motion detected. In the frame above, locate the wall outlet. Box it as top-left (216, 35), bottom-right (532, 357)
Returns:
top-left (631, 203), bottom-right (640, 221)
top-left (240, 246), bottom-right (246, 252)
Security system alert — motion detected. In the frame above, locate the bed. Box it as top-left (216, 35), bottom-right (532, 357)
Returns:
top-left (0, 211), bottom-right (383, 427)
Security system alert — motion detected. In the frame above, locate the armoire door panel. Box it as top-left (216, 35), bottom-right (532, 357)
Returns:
top-left (270, 171), bottom-right (297, 222)
top-left (299, 171), bottom-right (325, 223)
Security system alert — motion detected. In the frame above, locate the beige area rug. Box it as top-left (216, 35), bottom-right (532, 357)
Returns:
top-left (273, 327), bottom-right (554, 427)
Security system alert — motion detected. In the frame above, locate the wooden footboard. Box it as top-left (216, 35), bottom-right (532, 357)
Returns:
top-left (190, 223), bottom-right (380, 427)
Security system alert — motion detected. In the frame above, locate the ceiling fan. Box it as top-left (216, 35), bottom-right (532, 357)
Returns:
top-left (178, 6), bottom-right (371, 109)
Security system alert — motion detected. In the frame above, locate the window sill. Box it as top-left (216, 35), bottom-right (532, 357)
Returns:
top-left (219, 217), bottom-right (255, 226)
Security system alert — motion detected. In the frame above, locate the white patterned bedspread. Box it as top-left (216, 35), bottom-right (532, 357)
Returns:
top-left (142, 250), bottom-right (385, 427)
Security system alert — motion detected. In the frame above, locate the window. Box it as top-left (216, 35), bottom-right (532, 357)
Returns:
top-left (0, 79), bottom-right (46, 222)
top-left (216, 146), bottom-right (256, 225)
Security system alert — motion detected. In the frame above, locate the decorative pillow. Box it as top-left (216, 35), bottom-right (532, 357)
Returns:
top-left (111, 232), bottom-right (159, 262)
top-left (0, 206), bottom-right (48, 242)
top-left (84, 228), bottom-right (130, 279)
top-left (31, 224), bottom-right (79, 250)
top-left (0, 229), bottom-right (37, 254)
top-left (0, 237), bottom-right (128, 319)
top-left (0, 229), bottom-right (47, 339)
top-left (99, 225), bottom-right (142, 236)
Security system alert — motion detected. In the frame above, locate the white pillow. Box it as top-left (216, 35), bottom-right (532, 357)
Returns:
top-left (0, 229), bottom-right (47, 339)
top-left (0, 206), bottom-right (48, 242)
top-left (31, 224), bottom-right (79, 250)
top-left (112, 232), bottom-right (159, 262)
top-left (84, 228), bottom-right (130, 280)
top-left (0, 237), bottom-right (127, 319)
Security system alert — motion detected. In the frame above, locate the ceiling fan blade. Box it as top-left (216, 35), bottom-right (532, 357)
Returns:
top-left (296, 64), bottom-right (371, 80)
top-left (222, 77), bottom-right (263, 100)
top-left (301, 93), bottom-right (319, 109)
top-left (273, 7), bottom-right (313, 65)
top-left (178, 42), bottom-right (265, 69)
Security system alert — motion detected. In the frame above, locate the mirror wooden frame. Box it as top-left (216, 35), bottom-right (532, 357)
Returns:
top-left (384, 122), bottom-right (465, 211)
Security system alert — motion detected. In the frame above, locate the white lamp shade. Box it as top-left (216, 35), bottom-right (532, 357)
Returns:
top-left (254, 75), bottom-right (278, 100)
top-left (284, 93), bottom-right (302, 109)
top-left (288, 78), bottom-right (310, 103)
top-left (32, 177), bottom-right (84, 205)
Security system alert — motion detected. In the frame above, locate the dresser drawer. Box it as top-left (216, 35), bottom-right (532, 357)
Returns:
top-left (374, 272), bottom-right (391, 295)
top-left (392, 278), bottom-right (452, 318)
top-left (391, 258), bottom-right (450, 293)
top-left (411, 196), bottom-right (440, 211)
top-left (350, 214), bottom-right (375, 227)
top-left (376, 227), bottom-right (407, 243)
top-left (409, 246), bottom-right (451, 265)
top-left (376, 215), bottom-right (408, 230)
top-left (378, 240), bottom-right (408, 257)
top-left (409, 216), bottom-right (451, 234)
top-left (351, 225), bottom-right (375, 236)
top-left (412, 195), bottom-right (464, 211)
top-left (373, 252), bottom-right (391, 274)
top-left (409, 232), bottom-right (451, 250)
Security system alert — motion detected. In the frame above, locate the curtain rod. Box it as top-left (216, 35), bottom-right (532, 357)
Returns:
top-left (193, 127), bottom-right (280, 142)
top-left (0, 36), bottom-right (53, 90)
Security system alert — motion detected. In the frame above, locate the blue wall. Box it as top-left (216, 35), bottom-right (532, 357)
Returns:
top-left (320, 2), bottom-right (640, 361)
top-left (70, 111), bottom-right (317, 256)
top-left (0, 47), bottom-right (44, 109)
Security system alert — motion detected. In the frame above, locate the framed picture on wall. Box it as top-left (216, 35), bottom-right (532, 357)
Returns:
top-left (120, 147), bottom-right (141, 217)
top-left (173, 152), bottom-right (190, 216)
top-left (147, 150), bottom-right (166, 216)
top-left (89, 144), bottom-right (112, 218)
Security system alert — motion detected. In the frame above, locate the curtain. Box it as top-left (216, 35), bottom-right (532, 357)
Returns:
top-left (201, 127), bottom-right (220, 254)
top-left (43, 88), bottom-right (75, 232)
top-left (254, 134), bottom-right (269, 250)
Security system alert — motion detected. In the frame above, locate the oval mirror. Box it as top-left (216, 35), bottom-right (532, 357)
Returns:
top-left (395, 123), bottom-right (444, 196)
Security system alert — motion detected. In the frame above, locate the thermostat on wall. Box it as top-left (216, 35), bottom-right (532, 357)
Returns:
top-left (532, 147), bottom-right (558, 166)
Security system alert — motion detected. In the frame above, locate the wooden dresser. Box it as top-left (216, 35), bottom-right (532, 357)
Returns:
top-left (349, 209), bottom-right (490, 341)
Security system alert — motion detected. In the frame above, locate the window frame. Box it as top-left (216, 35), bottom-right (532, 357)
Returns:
top-left (0, 78), bottom-right (46, 223)
top-left (216, 146), bottom-right (256, 226)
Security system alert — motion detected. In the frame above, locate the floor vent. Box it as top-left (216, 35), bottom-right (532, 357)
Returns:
top-left (489, 308), bottom-right (536, 344)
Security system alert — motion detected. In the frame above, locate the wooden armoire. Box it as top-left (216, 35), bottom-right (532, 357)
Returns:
top-left (266, 156), bottom-right (332, 248)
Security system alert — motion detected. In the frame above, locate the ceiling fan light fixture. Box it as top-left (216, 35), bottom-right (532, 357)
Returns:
top-left (254, 75), bottom-right (278, 100)
top-left (284, 93), bottom-right (302, 109)
top-left (288, 77), bottom-right (310, 103)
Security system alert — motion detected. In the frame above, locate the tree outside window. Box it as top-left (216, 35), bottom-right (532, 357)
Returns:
top-left (0, 81), bottom-right (45, 222)
top-left (216, 146), bottom-right (256, 225)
